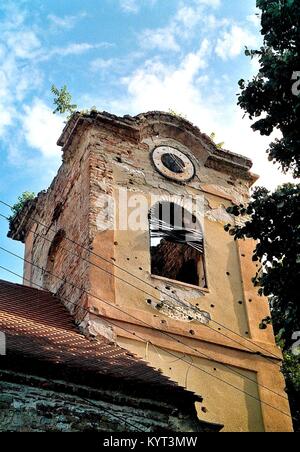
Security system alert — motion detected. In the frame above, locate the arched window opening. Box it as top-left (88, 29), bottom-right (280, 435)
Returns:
top-left (44, 229), bottom-right (66, 292)
top-left (149, 202), bottom-right (207, 288)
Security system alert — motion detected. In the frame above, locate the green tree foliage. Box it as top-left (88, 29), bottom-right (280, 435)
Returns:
top-left (238, 0), bottom-right (300, 177)
top-left (210, 132), bottom-right (225, 150)
top-left (229, 0), bottom-right (300, 430)
top-left (225, 184), bottom-right (300, 347)
top-left (9, 192), bottom-right (35, 223)
top-left (283, 352), bottom-right (300, 428)
top-left (168, 108), bottom-right (187, 119)
top-left (51, 85), bottom-right (78, 117)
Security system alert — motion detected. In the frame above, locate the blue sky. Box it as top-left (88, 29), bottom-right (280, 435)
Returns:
top-left (0, 0), bottom-right (296, 283)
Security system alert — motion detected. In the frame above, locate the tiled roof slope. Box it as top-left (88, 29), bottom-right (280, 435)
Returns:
top-left (0, 279), bottom-right (201, 406)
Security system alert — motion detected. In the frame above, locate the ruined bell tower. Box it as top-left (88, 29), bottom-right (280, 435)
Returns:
top-left (9, 111), bottom-right (293, 432)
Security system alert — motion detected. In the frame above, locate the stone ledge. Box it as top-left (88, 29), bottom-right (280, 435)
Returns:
top-left (57, 110), bottom-right (254, 172)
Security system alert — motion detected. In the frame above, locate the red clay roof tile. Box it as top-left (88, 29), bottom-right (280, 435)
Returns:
top-left (0, 279), bottom-right (201, 404)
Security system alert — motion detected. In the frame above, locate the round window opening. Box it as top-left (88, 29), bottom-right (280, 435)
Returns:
top-left (161, 153), bottom-right (185, 174)
top-left (151, 145), bottom-right (195, 182)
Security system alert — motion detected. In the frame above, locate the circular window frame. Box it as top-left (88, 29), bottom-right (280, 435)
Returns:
top-left (151, 146), bottom-right (196, 182)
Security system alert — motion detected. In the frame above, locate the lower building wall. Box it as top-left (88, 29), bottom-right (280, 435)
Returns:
top-left (0, 375), bottom-right (200, 432)
top-left (118, 337), bottom-right (266, 433)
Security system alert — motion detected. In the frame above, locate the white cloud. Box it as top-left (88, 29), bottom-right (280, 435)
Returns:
top-left (119, 39), bottom-right (211, 118)
top-left (90, 58), bottom-right (115, 72)
top-left (0, 6), bottom-right (43, 140)
top-left (119, 0), bottom-right (158, 13)
top-left (119, 0), bottom-right (139, 13)
top-left (0, 106), bottom-right (13, 136)
top-left (22, 100), bottom-right (64, 159)
top-left (197, 0), bottom-right (220, 7)
top-left (176, 5), bottom-right (204, 29)
top-left (140, 28), bottom-right (180, 52)
top-left (215, 110), bottom-right (297, 190)
top-left (45, 42), bottom-right (111, 59)
top-left (216, 25), bottom-right (259, 60)
top-left (48, 12), bottom-right (87, 29)
top-left (5, 30), bottom-right (41, 59)
top-left (247, 13), bottom-right (261, 27)
top-left (0, 50), bottom-right (42, 137)
top-left (138, 0), bottom-right (222, 53)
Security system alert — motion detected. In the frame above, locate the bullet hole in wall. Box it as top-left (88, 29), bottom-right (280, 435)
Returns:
top-left (189, 330), bottom-right (195, 336)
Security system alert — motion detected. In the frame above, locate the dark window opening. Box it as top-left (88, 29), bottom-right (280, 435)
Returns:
top-left (149, 202), bottom-right (207, 288)
top-left (176, 258), bottom-right (199, 287)
top-left (161, 153), bottom-right (185, 174)
top-left (44, 229), bottom-right (66, 292)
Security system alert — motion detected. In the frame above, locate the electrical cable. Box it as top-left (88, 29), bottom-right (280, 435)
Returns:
top-left (0, 261), bottom-right (294, 422)
top-left (0, 200), bottom-right (283, 365)
top-left (0, 246), bottom-right (293, 417)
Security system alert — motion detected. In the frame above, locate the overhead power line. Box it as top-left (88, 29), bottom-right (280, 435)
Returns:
top-left (0, 247), bottom-right (293, 420)
top-left (0, 199), bottom-right (283, 365)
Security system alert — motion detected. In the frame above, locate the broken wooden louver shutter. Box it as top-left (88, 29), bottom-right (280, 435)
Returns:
top-left (149, 202), bottom-right (204, 253)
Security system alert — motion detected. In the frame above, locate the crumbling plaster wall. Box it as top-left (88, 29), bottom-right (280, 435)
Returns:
top-left (17, 115), bottom-right (291, 432)
top-left (23, 129), bottom-right (92, 324)
top-left (85, 120), bottom-right (287, 433)
top-left (87, 123), bottom-right (252, 339)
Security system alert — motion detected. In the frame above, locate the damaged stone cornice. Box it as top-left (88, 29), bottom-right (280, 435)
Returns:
top-left (7, 198), bottom-right (38, 243)
top-left (57, 110), bottom-right (255, 178)
top-left (9, 110), bottom-right (258, 241)
top-left (57, 111), bottom-right (140, 151)
top-left (205, 154), bottom-right (259, 183)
